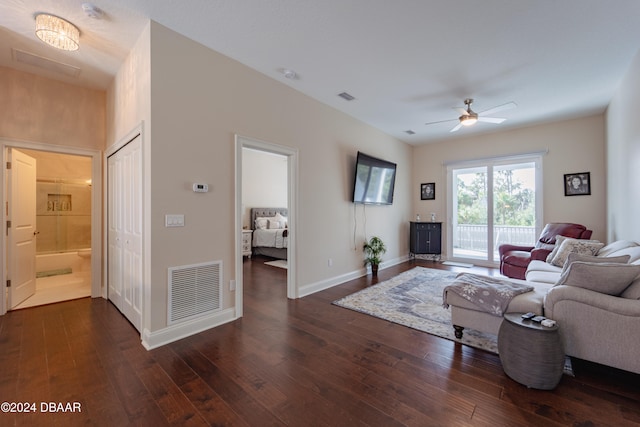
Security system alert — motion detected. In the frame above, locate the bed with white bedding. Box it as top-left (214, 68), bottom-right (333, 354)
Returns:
top-left (250, 207), bottom-right (288, 260)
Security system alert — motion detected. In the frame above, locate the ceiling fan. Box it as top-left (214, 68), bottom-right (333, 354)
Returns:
top-left (426, 98), bottom-right (517, 133)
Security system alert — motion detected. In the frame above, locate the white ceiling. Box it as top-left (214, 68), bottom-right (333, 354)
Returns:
top-left (2, 1), bottom-right (640, 145)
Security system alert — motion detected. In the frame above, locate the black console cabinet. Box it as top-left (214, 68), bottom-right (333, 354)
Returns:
top-left (409, 222), bottom-right (442, 259)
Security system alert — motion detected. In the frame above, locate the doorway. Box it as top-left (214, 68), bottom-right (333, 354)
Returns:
top-left (235, 135), bottom-right (298, 317)
top-left (1, 140), bottom-right (102, 315)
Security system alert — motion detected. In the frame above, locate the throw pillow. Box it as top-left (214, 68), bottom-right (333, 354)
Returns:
top-left (547, 238), bottom-right (604, 267)
top-left (561, 252), bottom-right (630, 273)
top-left (555, 261), bottom-right (640, 295)
top-left (268, 219), bottom-right (284, 229)
top-left (545, 235), bottom-right (569, 264)
top-left (274, 212), bottom-right (288, 228)
top-left (255, 216), bottom-right (276, 230)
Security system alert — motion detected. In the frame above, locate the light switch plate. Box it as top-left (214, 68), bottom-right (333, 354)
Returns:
top-left (165, 214), bottom-right (184, 227)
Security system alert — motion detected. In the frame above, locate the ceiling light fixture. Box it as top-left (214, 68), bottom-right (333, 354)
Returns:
top-left (460, 114), bottom-right (478, 126)
top-left (459, 98), bottom-right (478, 126)
top-left (35, 13), bottom-right (80, 51)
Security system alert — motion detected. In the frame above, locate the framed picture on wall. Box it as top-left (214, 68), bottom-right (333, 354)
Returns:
top-left (564, 172), bottom-right (591, 196)
top-left (421, 182), bottom-right (435, 200)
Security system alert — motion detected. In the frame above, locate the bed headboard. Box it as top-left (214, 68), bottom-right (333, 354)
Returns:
top-left (250, 207), bottom-right (288, 230)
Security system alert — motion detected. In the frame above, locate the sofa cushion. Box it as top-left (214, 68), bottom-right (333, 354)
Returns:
top-left (546, 236), bottom-right (604, 267)
top-left (602, 246), bottom-right (640, 264)
top-left (621, 277), bottom-right (640, 300)
top-left (555, 261), bottom-right (640, 295)
top-left (526, 270), bottom-right (561, 284)
top-left (597, 240), bottom-right (639, 257)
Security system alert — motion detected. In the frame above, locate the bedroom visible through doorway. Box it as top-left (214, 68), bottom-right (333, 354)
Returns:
top-left (235, 135), bottom-right (298, 318)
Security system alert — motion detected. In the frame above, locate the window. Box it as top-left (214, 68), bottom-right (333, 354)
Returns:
top-left (446, 154), bottom-right (542, 265)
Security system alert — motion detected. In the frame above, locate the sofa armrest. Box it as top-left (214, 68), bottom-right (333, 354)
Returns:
top-left (530, 248), bottom-right (551, 261)
top-left (545, 285), bottom-right (640, 318)
top-left (543, 284), bottom-right (640, 374)
top-left (499, 244), bottom-right (534, 257)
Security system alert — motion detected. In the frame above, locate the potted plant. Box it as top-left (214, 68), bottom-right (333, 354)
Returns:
top-left (363, 236), bottom-right (387, 277)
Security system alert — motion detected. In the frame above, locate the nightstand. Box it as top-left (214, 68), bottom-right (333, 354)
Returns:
top-left (242, 229), bottom-right (253, 258)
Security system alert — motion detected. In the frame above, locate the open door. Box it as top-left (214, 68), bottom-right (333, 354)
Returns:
top-left (7, 149), bottom-right (37, 308)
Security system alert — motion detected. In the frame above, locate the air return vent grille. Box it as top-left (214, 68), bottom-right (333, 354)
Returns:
top-left (168, 261), bottom-right (222, 325)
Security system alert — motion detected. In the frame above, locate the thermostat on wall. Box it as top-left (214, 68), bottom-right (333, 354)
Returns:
top-left (193, 183), bottom-right (208, 193)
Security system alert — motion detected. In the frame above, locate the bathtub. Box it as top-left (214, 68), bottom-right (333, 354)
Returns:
top-left (36, 249), bottom-right (91, 276)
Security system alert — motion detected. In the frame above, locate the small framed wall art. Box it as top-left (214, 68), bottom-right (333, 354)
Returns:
top-left (564, 172), bottom-right (590, 196)
top-left (421, 182), bottom-right (435, 200)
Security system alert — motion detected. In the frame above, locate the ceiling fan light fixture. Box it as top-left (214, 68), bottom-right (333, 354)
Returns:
top-left (460, 114), bottom-right (478, 126)
top-left (35, 13), bottom-right (80, 51)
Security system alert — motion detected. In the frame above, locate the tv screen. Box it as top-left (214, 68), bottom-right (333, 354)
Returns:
top-left (352, 151), bottom-right (397, 205)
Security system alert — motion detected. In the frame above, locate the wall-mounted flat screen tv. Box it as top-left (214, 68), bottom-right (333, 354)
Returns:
top-left (352, 151), bottom-right (397, 205)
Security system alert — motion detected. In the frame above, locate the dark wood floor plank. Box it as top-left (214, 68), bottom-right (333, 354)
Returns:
top-left (0, 256), bottom-right (639, 426)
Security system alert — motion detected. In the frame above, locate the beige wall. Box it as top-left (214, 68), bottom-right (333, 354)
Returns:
top-left (0, 66), bottom-right (105, 150)
top-left (106, 22), bottom-right (151, 146)
top-left (412, 114), bottom-right (607, 254)
top-left (606, 48), bottom-right (640, 242)
top-left (106, 21), bottom-right (152, 330)
top-left (110, 22), bottom-right (412, 333)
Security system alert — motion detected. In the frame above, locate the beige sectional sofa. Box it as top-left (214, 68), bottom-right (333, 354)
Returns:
top-left (445, 240), bottom-right (640, 375)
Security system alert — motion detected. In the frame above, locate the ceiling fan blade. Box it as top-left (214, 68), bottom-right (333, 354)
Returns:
top-left (479, 101), bottom-right (517, 116)
top-left (425, 118), bottom-right (457, 126)
top-left (450, 122), bottom-right (463, 132)
top-left (477, 117), bottom-right (506, 124)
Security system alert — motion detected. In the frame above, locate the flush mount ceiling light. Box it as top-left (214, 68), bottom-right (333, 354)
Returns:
top-left (35, 13), bottom-right (80, 51)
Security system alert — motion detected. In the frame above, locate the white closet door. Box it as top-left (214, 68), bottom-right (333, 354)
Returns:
top-left (108, 135), bottom-right (143, 331)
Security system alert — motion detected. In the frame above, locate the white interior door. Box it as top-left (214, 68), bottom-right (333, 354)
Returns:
top-left (108, 135), bottom-right (143, 331)
top-left (8, 149), bottom-right (37, 308)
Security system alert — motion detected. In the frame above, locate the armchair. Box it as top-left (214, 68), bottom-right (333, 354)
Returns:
top-left (499, 223), bottom-right (593, 279)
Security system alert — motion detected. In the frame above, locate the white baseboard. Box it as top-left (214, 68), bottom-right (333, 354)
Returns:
top-left (298, 255), bottom-right (409, 298)
top-left (141, 307), bottom-right (236, 350)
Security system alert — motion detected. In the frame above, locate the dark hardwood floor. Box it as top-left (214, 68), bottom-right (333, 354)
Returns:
top-left (1, 257), bottom-right (639, 426)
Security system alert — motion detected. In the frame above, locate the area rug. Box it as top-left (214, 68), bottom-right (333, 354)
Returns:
top-left (264, 259), bottom-right (288, 269)
top-left (333, 267), bottom-right (499, 353)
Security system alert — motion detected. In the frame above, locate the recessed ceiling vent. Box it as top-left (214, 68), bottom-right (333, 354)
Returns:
top-left (338, 92), bottom-right (355, 101)
top-left (12, 48), bottom-right (81, 77)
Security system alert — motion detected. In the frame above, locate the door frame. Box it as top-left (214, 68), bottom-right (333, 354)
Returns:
top-left (235, 135), bottom-right (298, 317)
top-left (1, 138), bottom-right (102, 316)
top-left (445, 151), bottom-right (544, 267)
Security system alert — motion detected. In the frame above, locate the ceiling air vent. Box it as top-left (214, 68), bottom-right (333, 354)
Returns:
top-left (12, 48), bottom-right (81, 78)
top-left (405, 130), bottom-right (416, 135)
top-left (338, 92), bottom-right (355, 101)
